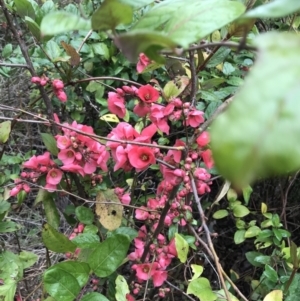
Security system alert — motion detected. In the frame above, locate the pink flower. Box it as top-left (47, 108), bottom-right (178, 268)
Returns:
top-left (61, 163), bottom-right (85, 177)
top-left (128, 146), bottom-right (156, 170)
top-left (126, 294), bottom-right (135, 301)
top-left (31, 76), bottom-right (41, 84)
top-left (137, 85), bottom-right (159, 103)
top-left (196, 131), bottom-right (210, 147)
top-left (135, 206), bottom-right (149, 220)
top-left (122, 85), bottom-right (138, 95)
top-left (10, 186), bottom-right (21, 196)
top-left (185, 110), bottom-right (204, 127)
top-left (121, 193), bottom-right (131, 205)
top-left (46, 168), bottom-right (63, 185)
top-left (58, 149), bottom-right (76, 165)
top-left (52, 79), bottom-right (64, 90)
top-left (152, 270), bottom-right (168, 287)
top-left (56, 89), bottom-right (67, 102)
top-left (133, 102), bottom-right (151, 117)
top-left (107, 92), bottom-right (126, 118)
top-left (201, 149), bottom-right (214, 169)
top-left (56, 136), bottom-right (71, 149)
top-left (136, 53), bottom-right (151, 73)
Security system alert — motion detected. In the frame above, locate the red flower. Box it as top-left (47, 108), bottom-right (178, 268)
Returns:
top-left (128, 146), bottom-right (155, 170)
top-left (137, 85), bottom-right (159, 103)
top-left (196, 131), bottom-right (210, 147)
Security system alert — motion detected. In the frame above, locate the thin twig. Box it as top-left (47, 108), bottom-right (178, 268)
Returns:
top-left (188, 50), bottom-right (197, 106)
top-left (190, 176), bottom-right (232, 301)
top-left (165, 280), bottom-right (197, 301)
top-left (0, 62), bottom-right (29, 68)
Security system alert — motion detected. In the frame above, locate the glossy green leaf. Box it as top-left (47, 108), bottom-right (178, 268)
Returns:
top-left (134, 0), bottom-right (245, 48)
top-left (233, 205), bottom-right (250, 218)
top-left (114, 29), bottom-right (177, 62)
top-left (14, 0), bottom-right (35, 19)
top-left (0, 121), bottom-right (11, 143)
top-left (112, 227), bottom-right (138, 241)
top-left (81, 292), bottom-right (110, 301)
top-left (211, 32), bottom-right (300, 188)
top-left (43, 268), bottom-right (81, 301)
top-left (43, 192), bottom-right (60, 229)
top-left (40, 133), bottom-right (58, 156)
top-left (88, 234), bottom-right (130, 277)
top-left (75, 206), bottom-right (94, 225)
top-left (213, 209), bottom-right (229, 219)
top-left (187, 277), bottom-right (217, 301)
top-left (263, 265), bottom-right (278, 283)
top-left (92, 0), bottom-right (133, 31)
top-left (245, 0), bottom-right (300, 19)
top-left (41, 11), bottom-right (91, 36)
top-left (245, 226), bottom-right (261, 238)
top-left (234, 229), bottom-right (246, 244)
top-left (72, 233), bottom-right (100, 248)
top-left (246, 251), bottom-right (265, 267)
top-left (115, 275), bottom-right (129, 301)
top-left (175, 233), bottom-right (189, 263)
top-left (42, 223), bottom-right (76, 253)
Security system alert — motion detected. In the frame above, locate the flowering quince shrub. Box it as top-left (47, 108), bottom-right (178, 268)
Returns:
top-left (2, 0), bottom-right (300, 301)
top-left (7, 61), bottom-right (217, 299)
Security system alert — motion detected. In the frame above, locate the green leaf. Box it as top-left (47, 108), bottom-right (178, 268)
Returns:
top-left (134, 0), bottom-right (245, 48)
top-left (92, 43), bottom-right (110, 60)
top-left (2, 44), bottom-right (12, 58)
top-left (245, 226), bottom-right (261, 238)
top-left (88, 234), bottom-right (130, 277)
top-left (112, 227), bottom-right (138, 241)
top-left (191, 264), bottom-right (204, 280)
top-left (14, 0), bottom-right (35, 19)
top-left (211, 32), bottom-right (300, 188)
top-left (0, 121), bottom-right (11, 143)
top-left (43, 192), bottom-right (60, 229)
top-left (19, 251), bottom-right (38, 269)
top-left (0, 279), bottom-right (17, 301)
top-left (263, 290), bottom-right (283, 301)
top-left (234, 229), bottom-right (246, 244)
top-left (175, 233), bottom-right (189, 263)
top-left (245, 251), bottom-right (265, 268)
top-left (42, 223), bottom-right (76, 253)
top-left (233, 205), bottom-right (250, 218)
top-left (245, 0), bottom-right (300, 19)
top-left (263, 265), bottom-right (278, 283)
top-left (118, 0), bottom-right (154, 8)
top-left (242, 185), bottom-right (253, 205)
top-left (41, 11), bottom-right (91, 36)
top-left (43, 268), bottom-right (81, 301)
top-left (115, 275), bottom-right (129, 301)
top-left (0, 221), bottom-right (21, 233)
top-left (81, 292), bottom-right (110, 301)
top-left (163, 81), bottom-right (182, 100)
top-left (75, 206), bottom-right (94, 225)
top-left (72, 233), bottom-right (100, 248)
top-left (41, 133), bottom-right (58, 156)
top-left (25, 16), bottom-right (41, 41)
top-left (213, 209), bottom-right (229, 219)
top-left (114, 29), bottom-right (177, 62)
top-left (187, 277), bottom-right (217, 301)
top-left (92, 0), bottom-right (133, 31)
top-left (0, 199), bottom-right (10, 215)
top-left (0, 250), bottom-right (22, 280)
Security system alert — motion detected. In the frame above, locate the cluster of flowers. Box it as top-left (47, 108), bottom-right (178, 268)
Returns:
top-left (108, 84), bottom-right (204, 135)
top-left (10, 152), bottom-right (62, 196)
top-left (31, 76), bottom-right (67, 102)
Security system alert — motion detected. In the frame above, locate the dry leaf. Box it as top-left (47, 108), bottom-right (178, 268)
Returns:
top-left (61, 41), bottom-right (80, 66)
top-left (95, 189), bottom-right (123, 231)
